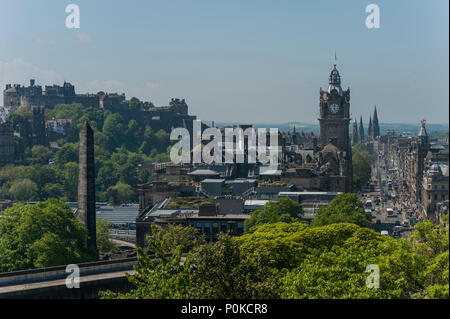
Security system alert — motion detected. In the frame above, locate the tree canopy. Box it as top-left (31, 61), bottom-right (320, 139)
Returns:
top-left (244, 197), bottom-right (304, 233)
top-left (311, 193), bottom-right (372, 228)
top-left (352, 143), bottom-right (373, 191)
top-left (0, 199), bottom-right (95, 272)
top-left (101, 215), bottom-right (448, 299)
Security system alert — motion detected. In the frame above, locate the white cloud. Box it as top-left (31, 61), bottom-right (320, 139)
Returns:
top-left (74, 31), bottom-right (93, 44)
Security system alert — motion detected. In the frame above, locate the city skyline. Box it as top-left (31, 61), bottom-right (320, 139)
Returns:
top-left (0, 0), bottom-right (448, 124)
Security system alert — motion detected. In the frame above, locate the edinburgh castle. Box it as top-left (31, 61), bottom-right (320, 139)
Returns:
top-left (3, 79), bottom-right (197, 134)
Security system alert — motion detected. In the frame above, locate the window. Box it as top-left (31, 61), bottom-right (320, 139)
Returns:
top-left (220, 223), bottom-right (227, 232)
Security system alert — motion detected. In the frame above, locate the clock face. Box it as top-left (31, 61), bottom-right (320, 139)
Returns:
top-left (329, 103), bottom-right (340, 114)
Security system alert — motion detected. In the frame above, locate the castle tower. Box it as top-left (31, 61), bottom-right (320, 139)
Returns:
top-left (359, 116), bottom-right (365, 142)
top-left (77, 121), bottom-right (97, 252)
top-left (31, 107), bottom-right (48, 147)
top-left (352, 119), bottom-right (359, 145)
top-left (372, 106), bottom-right (380, 138)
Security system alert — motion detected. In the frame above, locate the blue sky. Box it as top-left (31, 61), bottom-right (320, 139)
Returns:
top-left (0, 0), bottom-right (448, 124)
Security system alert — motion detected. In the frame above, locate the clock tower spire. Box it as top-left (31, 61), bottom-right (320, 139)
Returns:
top-left (317, 63), bottom-right (353, 193)
top-left (319, 64), bottom-right (350, 151)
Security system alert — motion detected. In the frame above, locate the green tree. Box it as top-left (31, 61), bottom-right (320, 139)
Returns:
top-left (106, 182), bottom-right (136, 205)
top-left (352, 143), bottom-right (372, 191)
top-left (377, 217), bottom-right (449, 299)
top-left (187, 233), bottom-right (280, 298)
top-left (139, 141), bottom-right (151, 155)
top-left (14, 106), bottom-right (33, 119)
top-left (100, 225), bottom-right (190, 299)
top-left (281, 244), bottom-right (386, 298)
top-left (0, 199), bottom-right (95, 271)
top-left (244, 197), bottom-right (304, 233)
top-left (161, 224), bottom-right (205, 254)
top-left (129, 97), bottom-right (140, 110)
top-left (125, 120), bottom-right (142, 152)
top-left (31, 166), bottom-right (61, 195)
top-left (311, 193), bottom-right (372, 228)
top-left (137, 168), bottom-right (151, 184)
top-left (54, 143), bottom-right (78, 167)
top-left (13, 136), bottom-right (25, 160)
top-left (9, 179), bottom-right (38, 202)
top-left (103, 113), bottom-right (125, 150)
top-left (155, 129), bottom-right (170, 152)
top-left (31, 145), bottom-right (52, 165)
top-left (96, 218), bottom-right (120, 254)
top-left (0, 165), bottom-right (35, 183)
top-left (97, 162), bottom-right (119, 191)
top-left (42, 183), bottom-right (64, 199)
top-left (238, 222), bottom-right (366, 270)
top-left (63, 162), bottom-right (78, 201)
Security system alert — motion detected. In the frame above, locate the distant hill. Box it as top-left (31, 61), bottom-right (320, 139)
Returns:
top-left (210, 121), bottom-right (449, 134)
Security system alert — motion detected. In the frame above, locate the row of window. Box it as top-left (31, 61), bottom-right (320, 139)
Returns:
top-left (428, 193), bottom-right (448, 201)
top-left (188, 221), bottom-right (244, 230)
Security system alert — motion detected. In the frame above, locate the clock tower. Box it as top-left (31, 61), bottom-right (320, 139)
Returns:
top-left (317, 64), bottom-right (353, 193)
top-left (319, 64), bottom-right (350, 151)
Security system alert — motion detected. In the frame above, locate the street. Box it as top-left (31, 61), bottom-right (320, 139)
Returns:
top-left (359, 151), bottom-right (420, 238)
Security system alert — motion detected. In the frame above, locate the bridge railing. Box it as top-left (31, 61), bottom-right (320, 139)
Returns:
top-left (0, 257), bottom-right (138, 288)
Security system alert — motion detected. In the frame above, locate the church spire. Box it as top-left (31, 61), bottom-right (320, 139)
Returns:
top-left (352, 119), bottom-right (359, 145)
top-left (359, 116), bottom-right (365, 142)
top-left (368, 116), bottom-right (373, 140)
top-left (372, 106), bottom-right (380, 138)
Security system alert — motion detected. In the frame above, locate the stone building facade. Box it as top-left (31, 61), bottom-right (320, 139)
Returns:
top-left (403, 120), bottom-right (430, 202)
top-left (0, 121), bottom-right (15, 167)
top-left (422, 163), bottom-right (449, 223)
top-left (3, 79), bottom-right (126, 111)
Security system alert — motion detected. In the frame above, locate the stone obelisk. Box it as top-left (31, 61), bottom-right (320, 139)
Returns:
top-left (77, 120), bottom-right (97, 251)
